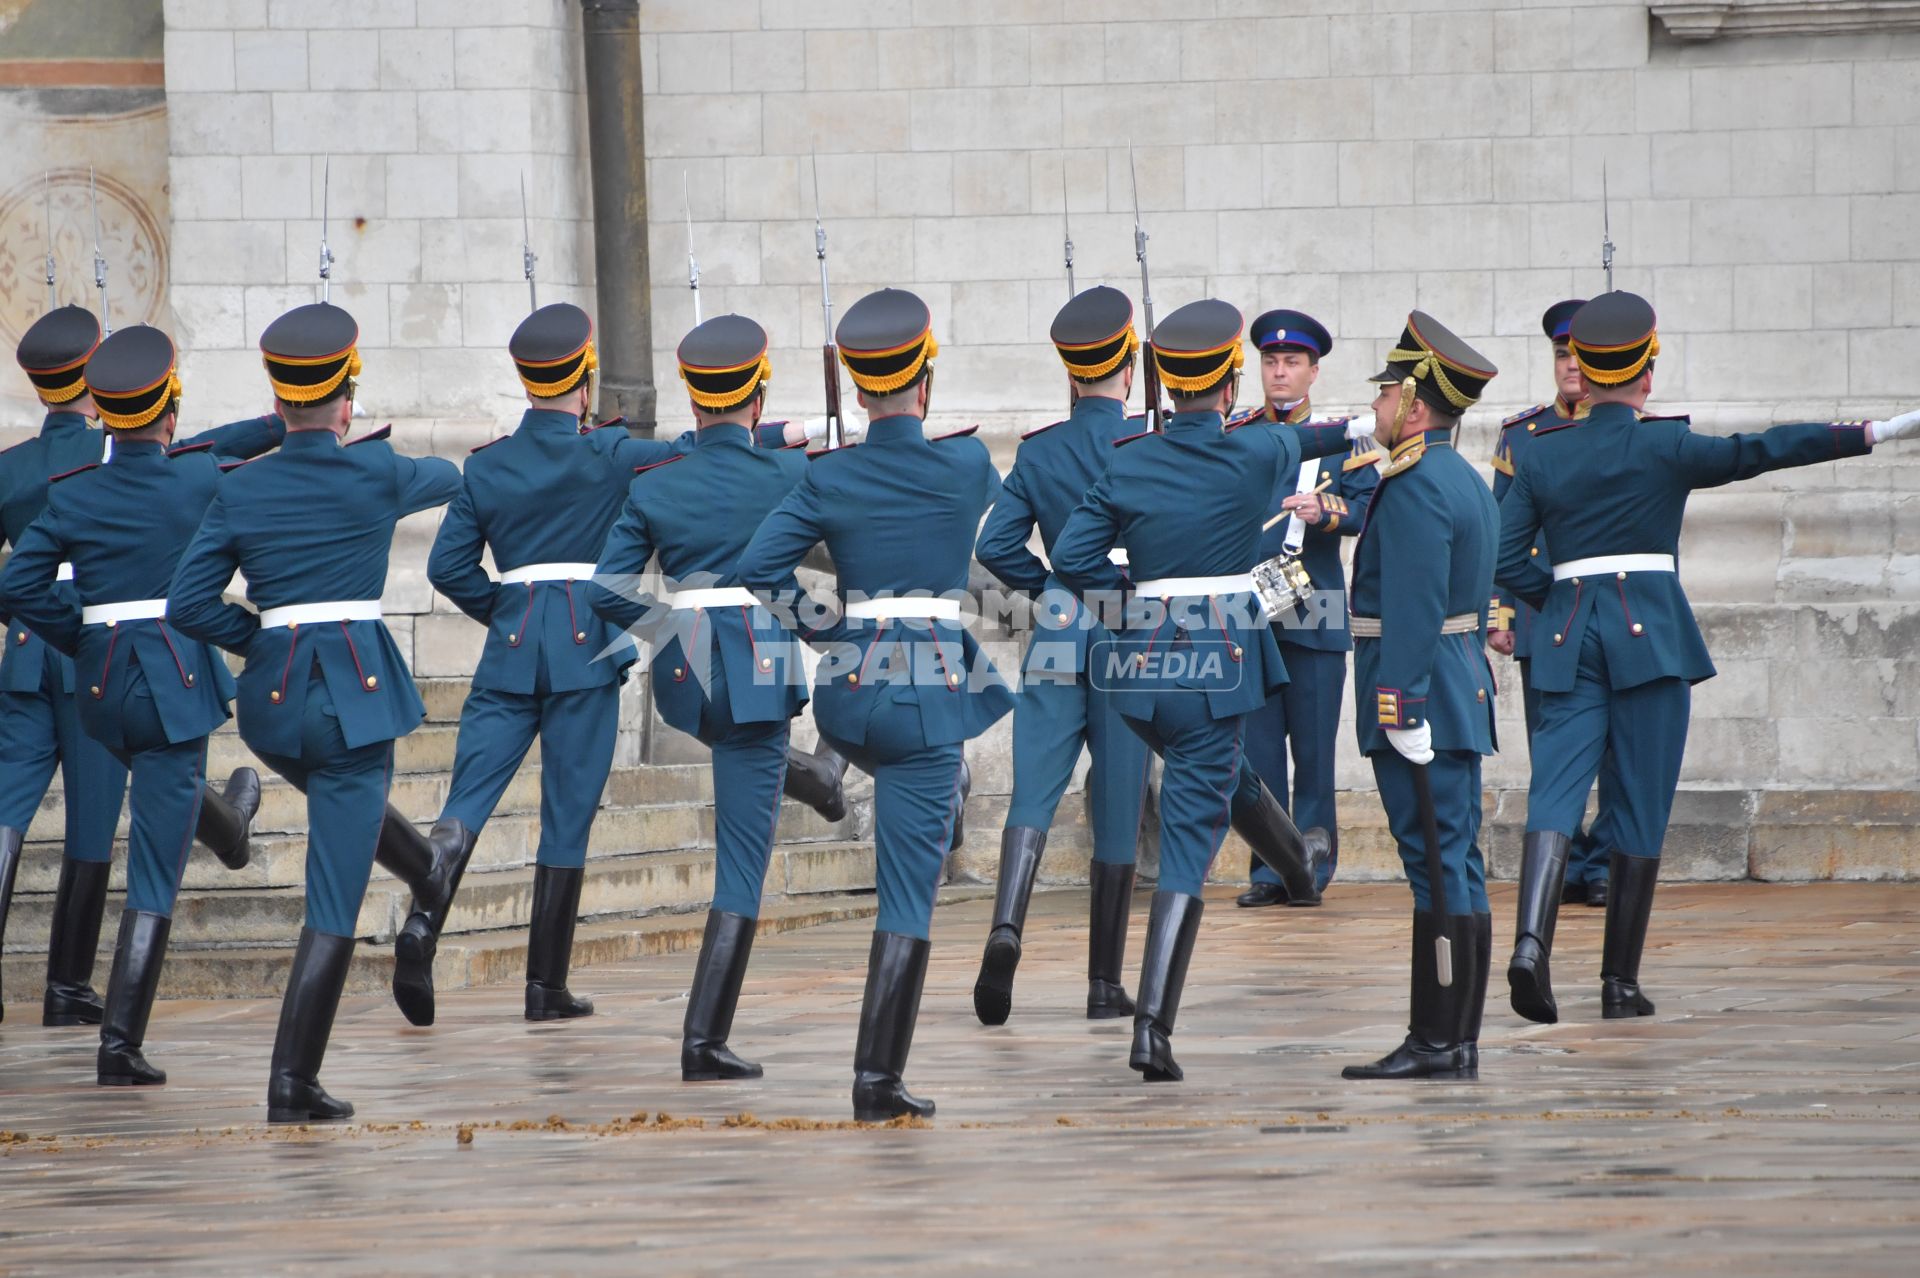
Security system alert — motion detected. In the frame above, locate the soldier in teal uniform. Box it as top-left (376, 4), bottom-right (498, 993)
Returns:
top-left (590, 313), bottom-right (820, 1083)
top-left (1051, 299), bottom-right (1353, 1084)
top-left (969, 285), bottom-right (1151, 1028)
top-left (168, 303), bottom-right (463, 1123)
top-left (1497, 291), bottom-right (1919, 1025)
top-left (1488, 298), bottom-right (1612, 909)
top-left (735, 288), bottom-right (1015, 1121)
top-left (1340, 312), bottom-right (1500, 1081)
top-left (0, 324), bottom-right (275, 1084)
top-left (1235, 309), bottom-right (1380, 906)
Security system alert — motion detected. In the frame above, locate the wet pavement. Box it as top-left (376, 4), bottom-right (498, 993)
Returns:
top-left (2, 882), bottom-right (1916, 1274)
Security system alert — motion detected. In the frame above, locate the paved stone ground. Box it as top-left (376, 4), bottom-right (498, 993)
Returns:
top-left (2, 882), bottom-right (1916, 1275)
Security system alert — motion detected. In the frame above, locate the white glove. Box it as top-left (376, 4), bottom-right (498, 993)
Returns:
top-left (1344, 412), bottom-right (1377, 442)
top-left (1385, 722), bottom-right (1434, 765)
top-left (804, 417), bottom-right (830, 443)
top-left (1868, 409), bottom-right (1920, 444)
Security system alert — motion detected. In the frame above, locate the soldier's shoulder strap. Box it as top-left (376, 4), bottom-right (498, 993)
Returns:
top-left (1343, 445), bottom-right (1384, 473)
top-left (469, 435), bottom-right (510, 455)
top-left (219, 454), bottom-right (267, 473)
top-left (806, 441), bottom-right (857, 461)
top-left (1112, 429), bottom-right (1155, 448)
top-left (48, 461), bottom-right (99, 484)
top-left (1377, 438), bottom-right (1426, 479)
top-left (345, 424), bottom-right (393, 447)
top-left (1637, 413), bottom-right (1690, 425)
top-left (632, 453), bottom-right (686, 476)
top-left (931, 424), bottom-right (981, 442)
top-left (166, 440), bottom-right (217, 457)
top-left (582, 415), bottom-right (626, 435)
top-left (1020, 419), bottom-right (1065, 441)
top-left (1502, 404), bottom-right (1549, 429)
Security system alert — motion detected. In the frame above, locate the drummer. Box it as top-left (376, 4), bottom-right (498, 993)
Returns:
top-left (1235, 310), bottom-right (1381, 906)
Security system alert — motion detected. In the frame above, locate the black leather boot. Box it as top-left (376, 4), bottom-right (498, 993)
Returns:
top-left (851, 930), bottom-right (934, 1121)
top-left (682, 910), bottom-right (763, 1081)
top-left (0, 826), bottom-right (21, 1022)
top-left (1086, 860), bottom-right (1136, 1020)
top-left (1507, 830), bottom-right (1570, 1024)
top-left (1235, 882), bottom-right (1289, 908)
top-left (98, 910), bottom-right (171, 1086)
top-left (374, 805), bottom-right (441, 909)
top-left (42, 857), bottom-right (110, 1026)
top-left (1585, 877), bottom-right (1609, 908)
top-left (972, 826), bottom-right (1045, 1026)
top-left (196, 767), bottom-right (261, 871)
top-left (1343, 912), bottom-right (1472, 1080)
top-left (1229, 773), bottom-right (1324, 906)
top-left (267, 927), bottom-right (358, 1123)
top-left (782, 743), bottom-right (849, 823)
top-left (949, 757), bottom-right (972, 853)
top-left (1129, 891), bottom-right (1203, 1082)
top-left (1601, 851), bottom-right (1659, 1019)
top-left (391, 818), bottom-right (479, 1028)
top-left (1457, 912), bottom-right (1491, 1075)
top-left (525, 864), bottom-right (593, 1020)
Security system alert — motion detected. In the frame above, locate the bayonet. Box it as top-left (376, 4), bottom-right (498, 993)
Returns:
top-left (88, 167), bottom-right (110, 333)
top-left (521, 172), bottom-right (538, 311)
top-left (1128, 142), bottom-right (1164, 432)
top-left (684, 170), bottom-right (701, 325)
top-left (1061, 165), bottom-right (1075, 299)
top-left (1601, 159), bottom-right (1615, 293)
top-left (812, 151), bottom-right (844, 450)
top-left (319, 155), bottom-right (336, 303)
top-left (43, 170), bottom-right (56, 311)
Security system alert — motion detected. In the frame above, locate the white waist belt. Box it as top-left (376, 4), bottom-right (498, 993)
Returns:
top-left (1132, 574), bottom-right (1256, 598)
top-left (669, 586), bottom-right (759, 610)
top-left (1553, 554), bottom-right (1675, 581)
top-left (82, 599), bottom-right (167, 626)
top-left (845, 597), bottom-right (963, 621)
top-left (258, 600), bottom-right (383, 628)
top-left (500, 561), bottom-right (599, 585)
top-left (1351, 612), bottom-right (1479, 639)
top-left (56, 562), bottom-right (74, 582)
top-left (1107, 548), bottom-right (1129, 567)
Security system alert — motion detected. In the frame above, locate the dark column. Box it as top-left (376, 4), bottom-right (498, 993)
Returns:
top-left (579, 0), bottom-right (656, 434)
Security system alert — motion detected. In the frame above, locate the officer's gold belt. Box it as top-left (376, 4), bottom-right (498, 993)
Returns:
top-left (1349, 612), bottom-right (1479, 638)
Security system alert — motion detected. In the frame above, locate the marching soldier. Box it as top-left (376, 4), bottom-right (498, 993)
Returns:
top-left (0, 305), bottom-right (128, 1026)
top-left (735, 288), bottom-right (1014, 1121)
top-left (1497, 291), bottom-right (1919, 1024)
top-left (1488, 299), bottom-right (1611, 909)
top-left (1340, 313), bottom-right (1500, 1081)
top-left (589, 313), bottom-right (819, 1081)
top-left (168, 303), bottom-right (463, 1123)
top-left (1050, 299), bottom-right (1352, 1084)
top-left (0, 324), bottom-right (275, 1083)
top-left (970, 285), bottom-right (1152, 1027)
top-left (1235, 309), bottom-right (1379, 907)
top-left (391, 303), bottom-right (682, 1028)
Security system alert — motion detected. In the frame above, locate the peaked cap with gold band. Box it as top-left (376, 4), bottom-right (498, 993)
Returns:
top-left (836, 288), bottom-right (937, 395)
top-left (1151, 298), bottom-right (1244, 396)
top-left (17, 305), bottom-right (103, 405)
top-left (677, 313), bottom-right (770, 411)
top-left (1049, 285), bottom-right (1136, 383)
top-left (1368, 310), bottom-right (1497, 415)
top-left (261, 302), bottom-right (360, 405)
top-left (84, 325), bottom-right (182, 431)
top-left (1568, 290), bottom-right (1658, 386)
top-left (1542, 297), bottom-right (1586, 343)
top-left (511, 302), bottom-right (597, 398)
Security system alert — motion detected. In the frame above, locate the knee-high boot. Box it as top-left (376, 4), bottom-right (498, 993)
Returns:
top-left (1507, 830), bottom-right (1569, 1024)
top-left (1601, 851), bottom-right (1659, 1019)
top-left (1230, 774), bottom-right (1325, 906)
top-left (1129, 891), bottom-right (1204, 1082)
top-left (1343, 912), bottom-right (1473, 1080)
top-left (0, 826), bottom-right (21, 1022)
top-left (266, 927), bottom-right (357, 1123)
top-left (195, 767), bottom-right (261, 871)
top-left (682, 909), bottom-right (763, 1081)
top-left (971, 826), bottom-right (1045, 1026)
top-left (391, 818), bottom-right (479, 1027)
top-left (525, 864), bottom-right (593, 1021)
top-left (782, 742), bottom-right (849, 823)
top-left (1086, 861), bottom-right (1136, 1020)
top-left (42, 857), bottom-right (110, 1026)
top-left (1457, 912), bottom-right (1491, 1075)
top-left (373, 806), bottom-right (442, 910)
top-left (98, 911), bottom-right (172, 1086)
top-left (851, 930), bottom-right (934, 1121)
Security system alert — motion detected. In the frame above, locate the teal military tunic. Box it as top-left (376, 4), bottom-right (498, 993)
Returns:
top-left (589, 421), bottom-right (814, 917)
top-left (1349, 428), bottom-right (1500, 914)
top-left (168, 427), bottom-right (461, 936)
top-left (734, 415), bottom-right (1014, 939)
top-left (1496, 403), bottom-right (1873, 861)
top-left (974, 394), bottom-right (1151, 867)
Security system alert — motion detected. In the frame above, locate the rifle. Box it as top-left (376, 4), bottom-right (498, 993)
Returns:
top-left (319, 155), bottom-right (336, 304)
top-left (521, 172), bottom-right (538, 311)
top-left (1601, 158), bottom-right (1615, 293)
top-left (811, 151), bottom-right (845, 450)
top-left (1061, 165), bottom-right (1076, 300)
top-left (43, 170), bottom-right (56, 311)
top-left (1128, 142), bottom-right (1164, 433)
top-left (88, 168), bottom-right (110, 333)
top-left (684, 171), bottom-right (701, 325)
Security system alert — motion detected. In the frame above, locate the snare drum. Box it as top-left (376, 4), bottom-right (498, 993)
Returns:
top-left (1252, 552), bottom-right (1314, 621)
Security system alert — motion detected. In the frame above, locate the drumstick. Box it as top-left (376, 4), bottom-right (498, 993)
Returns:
top-left (1261, 474), bottom-right (1336, 532)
